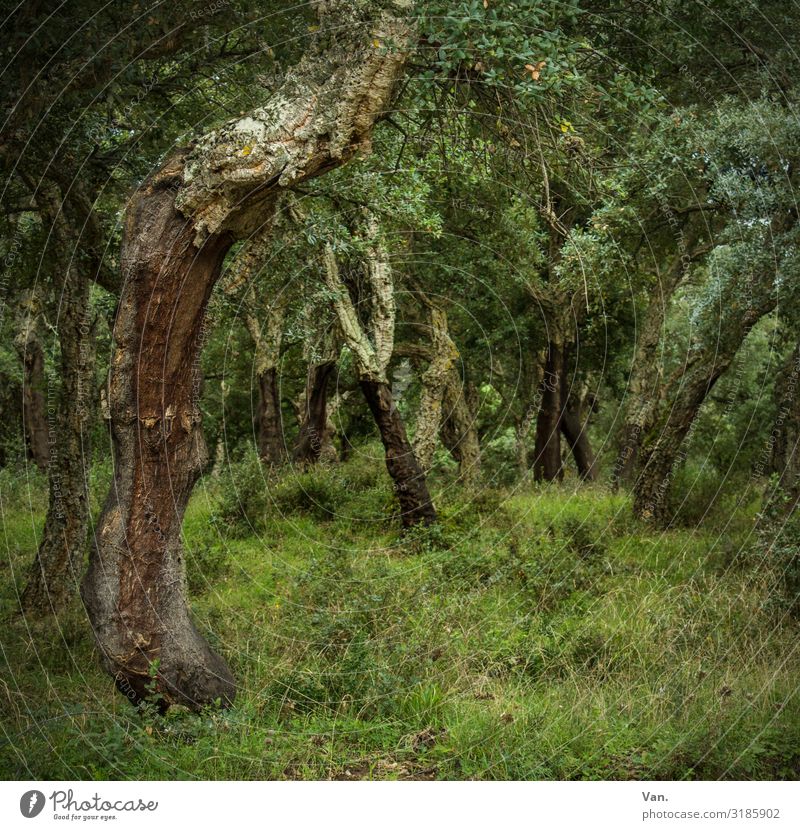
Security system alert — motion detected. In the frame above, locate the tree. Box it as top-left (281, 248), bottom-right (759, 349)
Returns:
top-left (80, 0), bottom-right (416, 709)
top-left (322, 219), bottom-right (436, 525)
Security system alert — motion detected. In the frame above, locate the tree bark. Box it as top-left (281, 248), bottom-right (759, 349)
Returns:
top-left (256, 367), bottom-right (284, 466)
top-left (294, 359), bottom-right (337, 465)
top-left (558, 348), bottom-right (596, 481)
top-left (324, 233), bottom-right (436, 525)
top-left (413, 308), bottom-right (457, 472)
top-left (81, 2), bottom-right (413, 708)
top-left (633, 361), bottom-right (726, 523)
top-left (360, 379), bottom-right (437, 526)
top-left (559, 395), bottom-right (596, 481)
top-left (533, 341), bottom-right (564, 482)
top-left (765, 338), bottom-right (800, 516)
top-left (440, 376), bottom-right (481, 485)
top-left (14, 296), bottom-right (49, 471)
top-left (614, 250), bottom-right (694, 487)
top-left (22, 264), bottom-right (96, 614)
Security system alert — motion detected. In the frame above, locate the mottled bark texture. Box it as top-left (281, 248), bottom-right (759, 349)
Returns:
top-left (615, 250), bottom-right (695, 487)
top-left (82, 2), bottom-right (415, 709)
top-left (440, 377), bottom-right (481, 485)
top-left (411, 303), bottom-right (480, 484)
top-left (22, 263), bottom-right (96, 614)
top-left (413, 308), bottom-right (458, 472)
top-left (633, 288), bottom-right (778, 524)
top-left (294, 359), bottom-right (337, 465)
top-left (247, 299), bottom-right (287, 467)
top-left (14, 293), bottom-right (49, 471)
top-left (224, 232), bottom-right (289, 467)
top-left (324, 233), bottom-right (436, 525)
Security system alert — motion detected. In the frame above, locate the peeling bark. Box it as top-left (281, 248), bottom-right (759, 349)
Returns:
top-left (81, 2), bottom-right (415, 709)
top-left (440, 376), bottom-right (481, 485)
top-left (22, 262), bottom-right (96, 614)
top-left (324, 232), bottom-right (436, 525)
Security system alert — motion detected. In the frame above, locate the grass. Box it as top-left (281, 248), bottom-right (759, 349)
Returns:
top-left (0, 449), bottom-right (798, 780)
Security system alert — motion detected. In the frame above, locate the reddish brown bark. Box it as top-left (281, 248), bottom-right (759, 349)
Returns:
top-left (83, 166), bottom-right (237, 707)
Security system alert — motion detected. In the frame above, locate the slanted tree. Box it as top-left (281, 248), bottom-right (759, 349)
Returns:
top-left (323, 223), bottom-right (436, 526)
top-left (81, 1), bottom-right (416, 709)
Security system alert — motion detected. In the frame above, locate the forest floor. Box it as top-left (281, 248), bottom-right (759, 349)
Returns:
top-left (1, 448), bottom-right (799, 780)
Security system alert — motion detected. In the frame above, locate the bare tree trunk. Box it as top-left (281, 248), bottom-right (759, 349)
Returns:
top-left (22, 263), bottom-right (96, 614)
top-left (324, 233), bottom-right (436, 525)
top-left (294, 359), bottom-right (337, 465)
top-left (615, 251), bottom-right (694, 487)
top-left (81, 3), bottom-right (414, 709)
top-left (440, 376), bottom-right (481, 485)
top-left (765, 338), bottom-right (800, 516)
top-left (533, 341), bottom-right (564, 482)
top-left (558, 349), bottom-right (596, 481)
top-left (14, 293), bottom-right (49, 471)
top-left (360, 379), bottom-right (437, 526)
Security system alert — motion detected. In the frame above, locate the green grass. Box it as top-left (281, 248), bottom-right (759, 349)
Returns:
top-left (0, 453), bottom-right (798, 780)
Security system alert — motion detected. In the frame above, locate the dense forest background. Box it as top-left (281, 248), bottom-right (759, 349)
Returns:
top-left (1, 0), bottom-right (799, 780)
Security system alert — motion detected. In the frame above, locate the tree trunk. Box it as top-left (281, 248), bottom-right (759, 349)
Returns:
top-left (614, 299), bottom-right (665, 486)
top-left (82, 176), bottom-right (237, 708)
top-left (293, 360), bottom-right (336, 465)
top-left (22, 266), bottom-right (95, 613)
top-left (14, 301), bottom-right (49, 471)
top-left (413, 308), bottom-right (457, 473)
top-left (765, 338), bottom-right (800, 516)
top-left (359, 379), bottom-right (437, 526)
top-left (533, 342), bottom-right (564, 482)
top-left (80, 1), bottom-right (414, 709)
top-left (256, 366), bottom-right (284, 466)
top-left (633, 358), bottom-right (728, 524)
top-left (558, 354), bottom-right (596, 481)
top-left (440, 376), bottom-right (481, 485)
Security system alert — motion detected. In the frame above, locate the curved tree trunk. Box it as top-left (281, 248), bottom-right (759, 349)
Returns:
top-left (81, 3), bottom-right (415, 709)
top-left (614, 250), bottom-right (694, 487)
top-left (559, 395), bottom-right (596, 481)
top-left (360, 379), bottom-right (436, 526)
top-left (324, 235), bottom-right (436, 525)
top-left (558, 347), bottom-right (596, 481)
top-left (765, 338), bottom-right (800, 516)
top-left (633, 359), bottom-right (727, 524)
